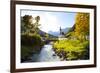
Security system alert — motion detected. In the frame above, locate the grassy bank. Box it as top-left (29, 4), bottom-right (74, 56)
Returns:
top-left (53, 40), bottom-right (89, 60)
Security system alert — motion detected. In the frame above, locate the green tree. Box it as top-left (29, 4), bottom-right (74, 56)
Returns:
top-left (33, 16), bottom-right (41, 33)
top-left (21, 15), bottom-right (41, 34)
top-left (45, 33), bottom-right (49, 39)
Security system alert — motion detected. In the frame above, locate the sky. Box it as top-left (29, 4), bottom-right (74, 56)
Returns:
top-left (21, 10), bottom-right (76, 33)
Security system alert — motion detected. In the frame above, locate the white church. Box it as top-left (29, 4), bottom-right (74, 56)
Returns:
top-left (58, 27), bottom-right (68, 40)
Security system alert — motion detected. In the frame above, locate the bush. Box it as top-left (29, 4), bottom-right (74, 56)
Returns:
top-left (21, 34), bottom-right (42, 46)
top-left (21, 34), bottom-right (44, 62)
top-left (21, 46), bottom-right (33, 62)
top-left (53, 40), bottom-right (89, 60)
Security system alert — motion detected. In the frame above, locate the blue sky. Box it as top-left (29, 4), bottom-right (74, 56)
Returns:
top-left (21, 10), bottom-right (76, 33)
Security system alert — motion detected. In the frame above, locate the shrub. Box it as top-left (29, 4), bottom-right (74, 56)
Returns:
top-left (21, 34), bottom-right (42, 46)
top-left (21, 33), bottom-right (44, 62)
top-left (53, 40), bottom-right (89, 60)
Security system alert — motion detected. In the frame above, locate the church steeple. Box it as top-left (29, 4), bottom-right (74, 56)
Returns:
top-left (59, 27), bottom-right (66, 39)
top-left (60, 26), bottom-right (62, 35)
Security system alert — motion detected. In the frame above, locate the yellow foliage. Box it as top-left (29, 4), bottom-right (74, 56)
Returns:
top-left (74, 13), bottom-right (89, 40)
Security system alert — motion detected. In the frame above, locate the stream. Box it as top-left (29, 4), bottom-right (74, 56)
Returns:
top-left (30, 43), bottom-right (61, 62)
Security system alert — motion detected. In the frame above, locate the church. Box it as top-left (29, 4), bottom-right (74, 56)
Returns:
top-left (59, 27), bottom-right (65, 38)
top-left (58, 27), bottom-right (67, 40)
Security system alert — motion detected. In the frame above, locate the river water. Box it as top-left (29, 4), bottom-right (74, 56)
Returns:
top-left (30, 43), bottom-right (61, 62)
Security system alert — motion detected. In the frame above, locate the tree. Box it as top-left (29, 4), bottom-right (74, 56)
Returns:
top-left (74, 13), bottom-right (89, 41)
top-left (21, 15), bottom-right (33, 34)
top-left (33, 16), bottom-right (41, 33)
top-left (21, 15), bottom-right (41, 34)
top-left (45, 33), bottom-right (49, 39)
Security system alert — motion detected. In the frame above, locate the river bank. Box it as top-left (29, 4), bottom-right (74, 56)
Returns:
top-left (53, 40), bottom-right (89, 61)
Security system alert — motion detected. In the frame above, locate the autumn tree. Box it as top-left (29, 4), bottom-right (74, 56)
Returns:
top-left (74, 13), bottom-right (89, 41)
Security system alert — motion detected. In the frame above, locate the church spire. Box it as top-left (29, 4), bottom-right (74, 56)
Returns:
top-left (60, 26), bottom-right (62, 35)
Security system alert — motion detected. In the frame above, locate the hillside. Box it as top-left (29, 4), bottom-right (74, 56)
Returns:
top-left (38, 29), bottom-right (57, 38)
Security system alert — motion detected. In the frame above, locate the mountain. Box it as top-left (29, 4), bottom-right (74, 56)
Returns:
top-left (62, 27), bottom-right (71, 34)
top-left (38, 29), bottom-right (57, 38)
top-left (48, 27), bottom-right (71, 36)
top-left (48, 31), bottom-right (59, 37)
top-left (67, 24), bottom-right (75, 33)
